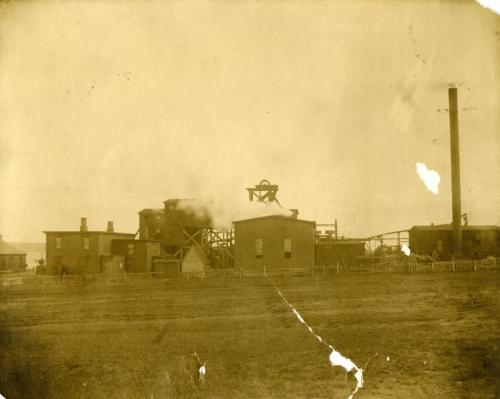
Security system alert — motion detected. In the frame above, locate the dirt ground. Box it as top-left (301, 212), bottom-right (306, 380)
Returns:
top-left (0, 271), bottom-right (498, 399)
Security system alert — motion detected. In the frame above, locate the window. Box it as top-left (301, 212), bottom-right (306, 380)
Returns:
top-left (56, 237), bottom-right (62, 249)
top-left (128, 243), bottom-right (134, 256)
top-left (437, 240), bottom-right (443, 252)
top-left (83, 237), bottom-right (90, 250)
top-left (284, 238), bottom-right (292, 258)
top-left (255, 238), bottom-right (263, 259)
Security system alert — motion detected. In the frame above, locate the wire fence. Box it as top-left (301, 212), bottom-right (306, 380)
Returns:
top-left (0, 258), bottom-right (498, 288)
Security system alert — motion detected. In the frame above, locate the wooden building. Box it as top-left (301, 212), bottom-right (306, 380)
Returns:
top-left (44, 218), bottom-right (135, 275)
top-left (138, 209), bottom-right (164, 240)
top-left (110, 239), bottom-right (161, 273)
top-left (409, 225), bottom-right (500, 260)
top-left (233, 215), bottom-right (315, 269)
top-left (0, 236), bottom-right (27, 272)
top-left (315, 238), bottom-right (365, 266)
top-left (161, 199), bottom-right (212, 253)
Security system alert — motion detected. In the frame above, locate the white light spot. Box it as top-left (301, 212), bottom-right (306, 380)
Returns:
top-left (401, 244), bottom-right (411, 256)
top-left (475, 0), bottom-right (500, 15)
top-left (387, 356), bottom-right (390, 362)
top-left (199, 364), bottom-right (206, 381)
top-left (416, 162), bottom-right (440, 194)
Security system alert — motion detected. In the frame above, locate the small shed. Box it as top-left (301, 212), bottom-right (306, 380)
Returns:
top-left (0, 236), bottom-right (27, 272)
top-left (152, 259), bottom-right (180, 278)
top-left (315, 239), bottom-right (365, 266)
top-left (181, 244), bottom-right (211, 277)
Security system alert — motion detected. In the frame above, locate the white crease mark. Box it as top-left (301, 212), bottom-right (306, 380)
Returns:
top-left (475, 0), bottom-right (500, 15)
top-left (269, 279), bottom-right (365, 399)
top-left (416, 162), bottom-right (440, 194)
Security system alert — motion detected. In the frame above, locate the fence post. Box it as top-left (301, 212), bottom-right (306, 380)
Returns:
top-left (431, 262), bottom-right (434, 273)
top-left (452, 257), bottom-right (455, 272)
top-left (263, 266), bottom-right (266, 278)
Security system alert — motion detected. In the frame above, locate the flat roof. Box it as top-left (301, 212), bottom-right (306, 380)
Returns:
top-left (233, 215), bottom-right (315, 225)
top-left (43, 231), bottom-right (135, 236)
top-left (111, 238), bottom-right (162, 243)
top-left (410, 225), bottom-right (500, 231)
top-left (316, 239), bottom-right (365, 244)
top-left (138, 209), bottom-right (163, 214)
top-left (164, 198), bottom-right (196, 203)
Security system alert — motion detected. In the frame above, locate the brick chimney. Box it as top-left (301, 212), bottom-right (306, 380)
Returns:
top-left (80, 217), bottom-right (88, 232)
top-left (107, 221), bottom-right (114, 233)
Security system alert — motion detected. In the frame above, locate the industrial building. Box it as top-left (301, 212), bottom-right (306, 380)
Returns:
top-left (314, 238), bottom-right (365, 266)
top-left (406, 88), bottom-right (499, 260)
top-left (110, 239), bottom-right (162, 273)
top-left (44, 218), bottom-right (135, 275)
top-left (138, 209), bottom-right (164, 240)
top-left (161, 199), bottom-right (212, 254)
top-left (0, 236), bottom-right (27, 272)
top-left (233, 215), bottom-right (315, 269)
top-left (409, 225), bottom-right (500, 260)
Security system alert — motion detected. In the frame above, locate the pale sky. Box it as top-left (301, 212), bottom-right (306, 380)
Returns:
top-left (0, 0), bottom-right (499, 242)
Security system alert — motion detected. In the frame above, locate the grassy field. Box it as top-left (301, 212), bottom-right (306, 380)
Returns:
top-left (0, 271), bottom-right (498, 399)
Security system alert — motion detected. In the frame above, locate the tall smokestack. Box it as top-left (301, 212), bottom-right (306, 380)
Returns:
top-left (80, 217), bottom-right (88, 232)
top-left (448, 87), bottom-right (462, 256)
top-left (107, 221), bottom-right (114, 233)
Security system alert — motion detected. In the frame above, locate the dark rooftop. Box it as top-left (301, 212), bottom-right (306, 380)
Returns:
top-left (43, 231), bottom-right (135, 236)
top-left (410, 225), bottom-right (500, 231)
top-left (138, 208), bottom-right (164, 214)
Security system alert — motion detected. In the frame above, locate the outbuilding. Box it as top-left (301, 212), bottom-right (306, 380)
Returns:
top-left (409, 224), bottom-right (500, 260)
top-left (181, 243), bottom-right (211, 277)
top-left (0, 236), bottom-right (27, 272)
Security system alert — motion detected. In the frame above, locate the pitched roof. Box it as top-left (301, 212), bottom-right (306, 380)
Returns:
top-left (182, 243), bottom-right (210, 267)
top-left (0, 239), bottom-right (26, 255)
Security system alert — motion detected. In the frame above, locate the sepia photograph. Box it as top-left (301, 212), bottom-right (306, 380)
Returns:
top-left (0, 0), bottom-right (499, 398)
